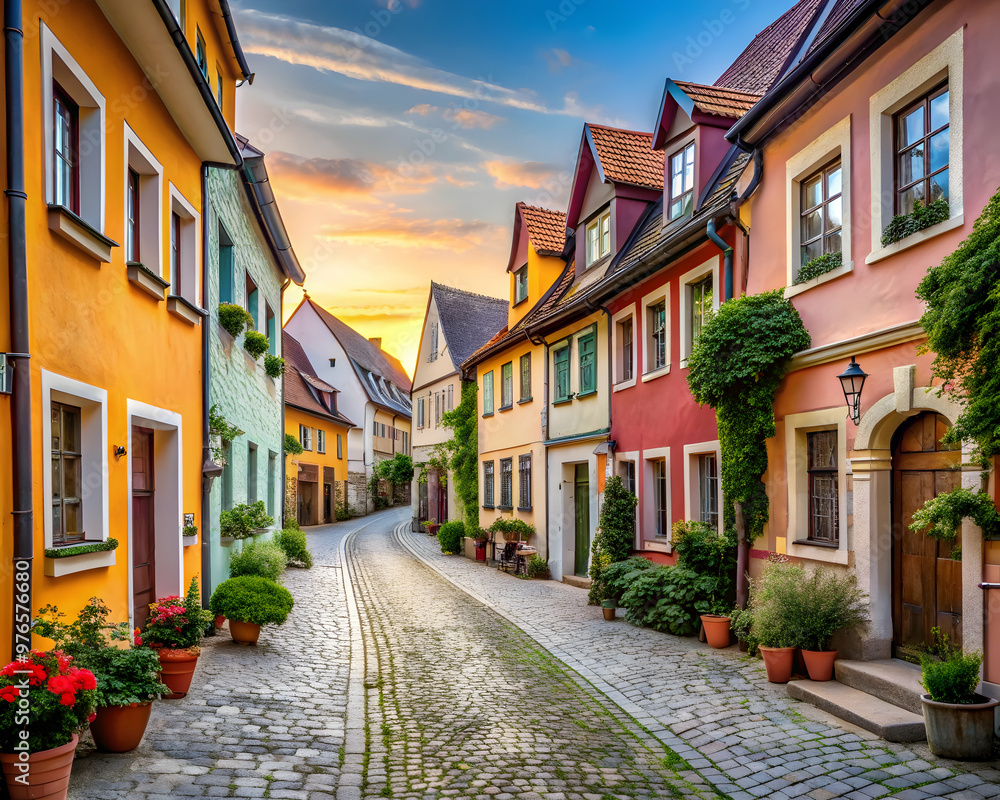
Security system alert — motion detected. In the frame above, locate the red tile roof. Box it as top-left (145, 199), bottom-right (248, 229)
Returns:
top-left (714, 0), bottom-right (827, 95)
top-left (673, 81), bottom-right (762, 120)
top-left (587, 124), bottom-right (664, 190)
top-left (518, 203), bottom-right (566, 255)
top-left (282, 331), bottom-right (354, 427)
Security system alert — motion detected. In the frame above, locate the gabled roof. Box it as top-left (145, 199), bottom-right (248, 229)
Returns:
top-left (283, 332), bottom-right (355, 428)
top-left (430, 283), bottom-right (507, 369)
top-left (587, 124), bottom-right (664, 190)
top-left (804, 0), bottom-right (866, 56)
top-left (714, 0), bottom-right (827, 95)
top-left (653, 80), bottom-right (762, 149)
top-left (519, 204), bottom-right (567, 256)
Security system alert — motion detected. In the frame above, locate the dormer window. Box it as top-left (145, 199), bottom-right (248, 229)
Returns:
top-left (585, 209), bottom-right (611, 266)
top-left (668, 143), bottom-right (695, 220)
top-left (514, 266), bottom-right (528, 304)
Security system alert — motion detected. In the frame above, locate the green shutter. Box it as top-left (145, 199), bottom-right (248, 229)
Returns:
top-left (578, 332), bottom-right (596, 394)
top-left (554, 346), bottom-right (571, 401)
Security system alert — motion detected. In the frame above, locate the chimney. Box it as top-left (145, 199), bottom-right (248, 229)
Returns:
top-left (369, 337), bottom-right (382, 349)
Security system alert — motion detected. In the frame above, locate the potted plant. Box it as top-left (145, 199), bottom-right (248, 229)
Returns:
top-left (472, 528), bottom-right (489, 562)
top-left (745, 561), bottom-right (801, 683)
top-left (220, 501), bottom-right (274, 543)
top-left (142, 577), bottom-right (213, 698)
top-left (600, 599), bottom-right (616, 621)
top-left (217, 303), bottom-right (254, 339)
top-left (792, 568), bottom-right (868, 681)
top-left (488, 517), bottom-right (535, 543)
top-left (425, 518), bottom-right (439, 535)
top-left (244, 331), bottom-right (269, 360)
top-left (264, 354), bottom-right (285, 379)
top-left (700, 599), bottom-right (733, 649)
top-left (0, 650), bottom-right (97, 800)
top-left (209, 576), bottom-right (294, 646)
top-left (34, 599), bottom-right (170, 753)
top-left (920, 636), bottom-right (998, 760)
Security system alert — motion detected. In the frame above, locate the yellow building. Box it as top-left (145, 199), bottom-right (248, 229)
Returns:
top-left (0, 0), bottom-right (250, 660)
top-left (283, 332), bottom-right (354, 526)
top-left (462, 204), bottom-right (569, 560)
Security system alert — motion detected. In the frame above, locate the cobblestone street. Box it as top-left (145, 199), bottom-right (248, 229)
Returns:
top-left (65, 508), bottom-right (1000, 800)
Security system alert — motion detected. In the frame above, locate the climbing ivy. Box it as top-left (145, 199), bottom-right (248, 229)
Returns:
top-left (881, 198), bottom-right (950, 247)
top-left (440, 381), bottom-right (479, 530)
top-left (910, 486), bottom-right (1000, 543)
top-left (686, 290), bottom-right (811, 541)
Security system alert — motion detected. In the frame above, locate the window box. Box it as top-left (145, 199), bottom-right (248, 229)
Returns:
top-left (48, 204), bottom-right (117, 262)
top-left (167, 295), bottom-right (206, 325)
top-left (865, 213), bottom-right (965, 264)
top-left (126, 262), bottom-right (168, 301)
top-left (44, 546), bottom-right (116, 577)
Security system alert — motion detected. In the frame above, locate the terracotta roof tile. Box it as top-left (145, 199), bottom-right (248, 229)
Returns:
top-left (587, 125), bottom-right (664, 190)
top-left (518, 204), bottom-right (566, 255)
top-left (282, 331), bottom-right (355, 427)
top-left (673, 81), bottom-right (762, 120)
top-left (714, 0), bottom-right (826, 95)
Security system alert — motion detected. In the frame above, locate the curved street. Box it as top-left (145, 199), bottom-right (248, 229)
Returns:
top-left (67, 509), bottom-right (1000, 800)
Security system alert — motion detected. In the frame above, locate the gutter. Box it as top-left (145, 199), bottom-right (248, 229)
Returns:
top-left (6, 0), bottom-right (32, 662)
top-left (240, 150), bottom-right (305, 285)
top-left (218, 0), bottom-right (253, 82)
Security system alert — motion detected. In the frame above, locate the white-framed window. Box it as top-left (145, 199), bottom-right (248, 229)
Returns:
top-left (337, 434), bottom-right (343, 459)
top-left (640, 285), bottom-right (671, 381)
top-left (428, 322), bottom-right (439, 362)
top-left (514, 265), bottom-right (529, 303)
top-left (585, 208), bottom-right (611, 266)
top-left (683, 441), bottom-right (722, 534)
top-left (679, 257), bottom-right (720, 364)
top-left (447, 383), bottom-right (454, 410)
top-left (167, 184), bottom-right (199, 302)
top-left (123, 124), bottom-right (163, 274)
top-left (417, 397), bottom-right (425, 428)
top-left (611, 304), bottom-right (637, 390)
top-left (41, 370), bottom-right (109, 553)
top-left (868, 28), bottom-right (964, 263)
top-left (640, 447), bottom-right (670, 545)
top-left (196, 27), bottom-right (208, 78)
top-left (668, 142), bottom-right (695, 220)
top-left (300, 425), bottom-right (313, 451)
top-left (317, 430), bottom-right (326, 454)
top-left (41, 23), bottom-right (107, 238)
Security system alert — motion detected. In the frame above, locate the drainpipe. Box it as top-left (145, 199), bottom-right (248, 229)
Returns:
top-left (706, 217), bottom-right (733, 303)
top-left (6, 0), bottom-right (33, 663)
top-left (528, 330), bottom-right (550, 567)
top-left (200, 165), bottom-right (213, 611)
top-left (280, 277), bottom-right (289, 530)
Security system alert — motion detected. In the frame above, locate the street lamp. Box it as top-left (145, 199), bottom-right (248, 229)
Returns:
top-left (837, 357), bottom-right (868, 425)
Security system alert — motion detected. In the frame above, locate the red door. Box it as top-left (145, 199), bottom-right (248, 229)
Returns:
top-left (132, 427), bottom-right (156, 627)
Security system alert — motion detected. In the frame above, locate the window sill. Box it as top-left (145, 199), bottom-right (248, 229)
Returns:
top-left (167, 295), bottom-right (207, 325)
top-left (517, 506), bottom-right (532, 512)
top-left (641, 364), bottom-right (671, 383)
top-left (513, 295), bottom-right (529, 307)
top-left (640, 538), bottom-right (673, 554)
top-left (784, 260), bottom-right (854, 299)
top-left (865, 213), bottom-right (965, 265)
top-left (576, 389), bottom-right (597, 399)
top-left (517, 397), bottom-right (533, 405)
top-left (613, 377), bottom-right (636, 393)
top-left (553, 397), bottom-right (574, 406)
top-left (47, 204), bottom-right (118, 263)
top-left (482, 412), bottom-right (494, 418)
top-left (585, 254), bottom-right (611, 271)
top-left (786, 539), bottom-right (849, 565)
top-left (497, 505), bottom-right (513, 512)
top-left (43, 547), bottom-right (116, 577)
top-left (482, 505), bottom-right (495, 510)
top-left (126, 262), bottom-right (168, 301)
top-left (498, 404), bottom-right (514, 412)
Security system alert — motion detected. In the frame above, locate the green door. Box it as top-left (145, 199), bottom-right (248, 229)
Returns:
top-left (574, 463), bottom-right (590, 576)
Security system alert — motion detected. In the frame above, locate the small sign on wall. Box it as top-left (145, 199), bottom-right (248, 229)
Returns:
top-left (183, 513), bottom-right (195, 527)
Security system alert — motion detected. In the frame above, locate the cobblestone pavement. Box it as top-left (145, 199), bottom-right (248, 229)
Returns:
top-left (395, 516), bottom-right (1000, 800)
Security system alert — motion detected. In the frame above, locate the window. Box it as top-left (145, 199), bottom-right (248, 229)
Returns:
top-left (169, 212), bottom-right (182, 293)
top-left (807, 431), bottom-right (839, 543)
top-left (500, 362), bottom-right (513, 408)
top-left (300, 424), bottom-right (312, 451)
top-left (483, 371), bottom-right (494, 415)
top-left (125, 126), bottom-right (163, 275)
top-left (653, 459), bottom-right (668, 538)
top-left (265, 304), bottom-right (276, 356)
top-left (337, 434), bottom-right (343, 459)
top-left (216, 72), bottom-right (223, 109)
top-left (53, 83), bottom-right (79, 213)
top-left (483, 461), bottom-right (495, 508)
top-left (649, 301), bottom-right (666, 371)
top-left (245, 273), bottom-right (259, 330)
top-left (267, 452), bottom-right (277, 517)
top-left (51, 402), bottom-right (84, 545)
top-left (554, 345), bottom-right (571, 402)
top-left (167, 185), bottom-right (198, 302)
top-left (690, 275), bottom-right (712, 347)
top-left (518, 454), bottom-right (532, 510)
top-left (126, 168), bottom-right (139, 262)
top-left (247, 443), bottom-right (258, 503)
top-left (222, 440), bottom-right (233, 511)
top-left (417, 397), bottom-right (425, 428)
top-left (800, 159), bottom-right (843, 267)
top-left (428, 322), bottom-right (439, 362)
top-left (698, 454), bottom-right (719, 529)
top-left (619, 318), bottom-right (634, 382)
top-left (894, 84), bottom-right (949, 215)
top-left (578, 330), bottom-right (596, 395)
top-left (499, 458), bottom-right (513, 509)
top-left (519, 353), bottom-right (531, 401)
top-left (196, 28), bottom-right (208, 78)
top-left (218, 224), bottom-right (234, 304)
top-left (586, 209), bottom-right (611, 266)
top-left (669, 142), bottom-right (695, 220)
top-left (514, 266), bottom-right (529, 303)
top-left (622, 461), bottom-right (636, 497)
top-left (317, 430), bottom-right (326, 454)
top-left (447, 383), bottom-right (454, 411)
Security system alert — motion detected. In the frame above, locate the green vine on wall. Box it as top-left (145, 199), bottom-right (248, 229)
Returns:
top-left (440, 381), bottom-right (479, 531)
top-left (209, 404), bottom-right (244, 466)
top-left (686, 289), bottom-right (811, 541)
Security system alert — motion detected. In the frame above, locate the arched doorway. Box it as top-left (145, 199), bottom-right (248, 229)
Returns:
top-left (891, 411), bottom-right (962, 659)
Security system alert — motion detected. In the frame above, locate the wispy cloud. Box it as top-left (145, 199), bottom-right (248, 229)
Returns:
top-left (267, 152), bottom-right (436, 199)
top-left (406, 104), bottom-right (504, 129)
top-left (318, 216), bottom-right (504, 251)
top-left (481, 159), bottom-right (561, 189)
top-left (544, 48), bottom-right (575, 74)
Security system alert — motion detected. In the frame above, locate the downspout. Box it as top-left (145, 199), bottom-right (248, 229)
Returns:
top-left (6, 0), bottom-right (32, 662)
top-left (528, 330), bottom-right (550, 567)
top-left (279, 277), bottom-right (289, 529)
top-left (706, 217), bottom-right (733, 303)
top-left (200, 165), bottom-right (213, 611)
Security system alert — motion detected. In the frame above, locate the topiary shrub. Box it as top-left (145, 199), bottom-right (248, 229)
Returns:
top-left (276, 527), bottom-right (313, 569)
top-left (244, 330), bottom-right (270, 360)
top-left (209, 576), bottom-right (294, 627)
top-left (264, 354), bottom-right (285, 378)
top-left (437, 520), bottom-right (464, 554)
top-left (594, 475), bottom-right (637, 562)
top-left (228, 538), bottom-right (287, 582)
top-left (922, 645), bottom-right (983, 705)
top-left (218, 303), bottom-right (254, 338)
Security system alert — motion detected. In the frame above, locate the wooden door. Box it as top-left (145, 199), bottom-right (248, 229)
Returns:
top-left (574, 464), bottom-right (590, 577)
top-left (131, 427), bottom-right (156, 628)
top-left (892, 412), bottom-right (962, 658)
top-left (323, 483), bottom-right (332, 523)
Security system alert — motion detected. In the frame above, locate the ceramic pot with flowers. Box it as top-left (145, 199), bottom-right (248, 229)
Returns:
top-left (0, 650), bottom-right (97, 800)
top-left (210, 575), bottom-right (295, 646)
top-left (141, 577), bottom-right (213, 698)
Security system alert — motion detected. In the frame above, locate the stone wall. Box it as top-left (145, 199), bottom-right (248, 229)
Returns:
top-left (348, 470), bottom-right (369, 515)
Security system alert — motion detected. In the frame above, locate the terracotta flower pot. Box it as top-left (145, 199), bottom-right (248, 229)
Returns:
top-left (802, 649), bottom-right (838, 682)
top-left (214, 615), bottom-right (226, 630)
top-left (922, 693), bottom-right (1000, 760)
top-left (89, 702), bottom-right (153, 752)
top-left (602, 607), bottom-right (616, 621)
top-left (1, 733), bottom-right (78, 800)
top-left (229, 620), bottom-right (262, 645)
top-left (700, 615), bottom-right (732, 649)
top-left (158, 648), bottom-right (200, 698)
top-left (759, 645), bottom-right (795, 683)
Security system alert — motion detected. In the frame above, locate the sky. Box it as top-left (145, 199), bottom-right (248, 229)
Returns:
top-left (232, 0), bottom-right (790, 376)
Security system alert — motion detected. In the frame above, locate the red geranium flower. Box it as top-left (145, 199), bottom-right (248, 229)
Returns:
top-left (59, 692), bottom-right (75, 706)
top-left (0, 685), bottom-right (19, 703)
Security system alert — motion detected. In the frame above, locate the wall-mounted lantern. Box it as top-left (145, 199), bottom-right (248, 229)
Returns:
top-left (837, 357), bottom-right (868, 425)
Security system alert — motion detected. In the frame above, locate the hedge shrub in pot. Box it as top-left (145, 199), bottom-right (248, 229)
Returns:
top-left (210, 576), bottom-right (294, 645)
top-left (228, 538), bottom-right (287, 582)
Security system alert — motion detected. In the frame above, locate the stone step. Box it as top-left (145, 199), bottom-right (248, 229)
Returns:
top-left (788, 679), bottom-right (926, 743)
top-left (561, 575), bottom-right (591, 589)
top-left (835, 658), bottom-right (925, 714)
